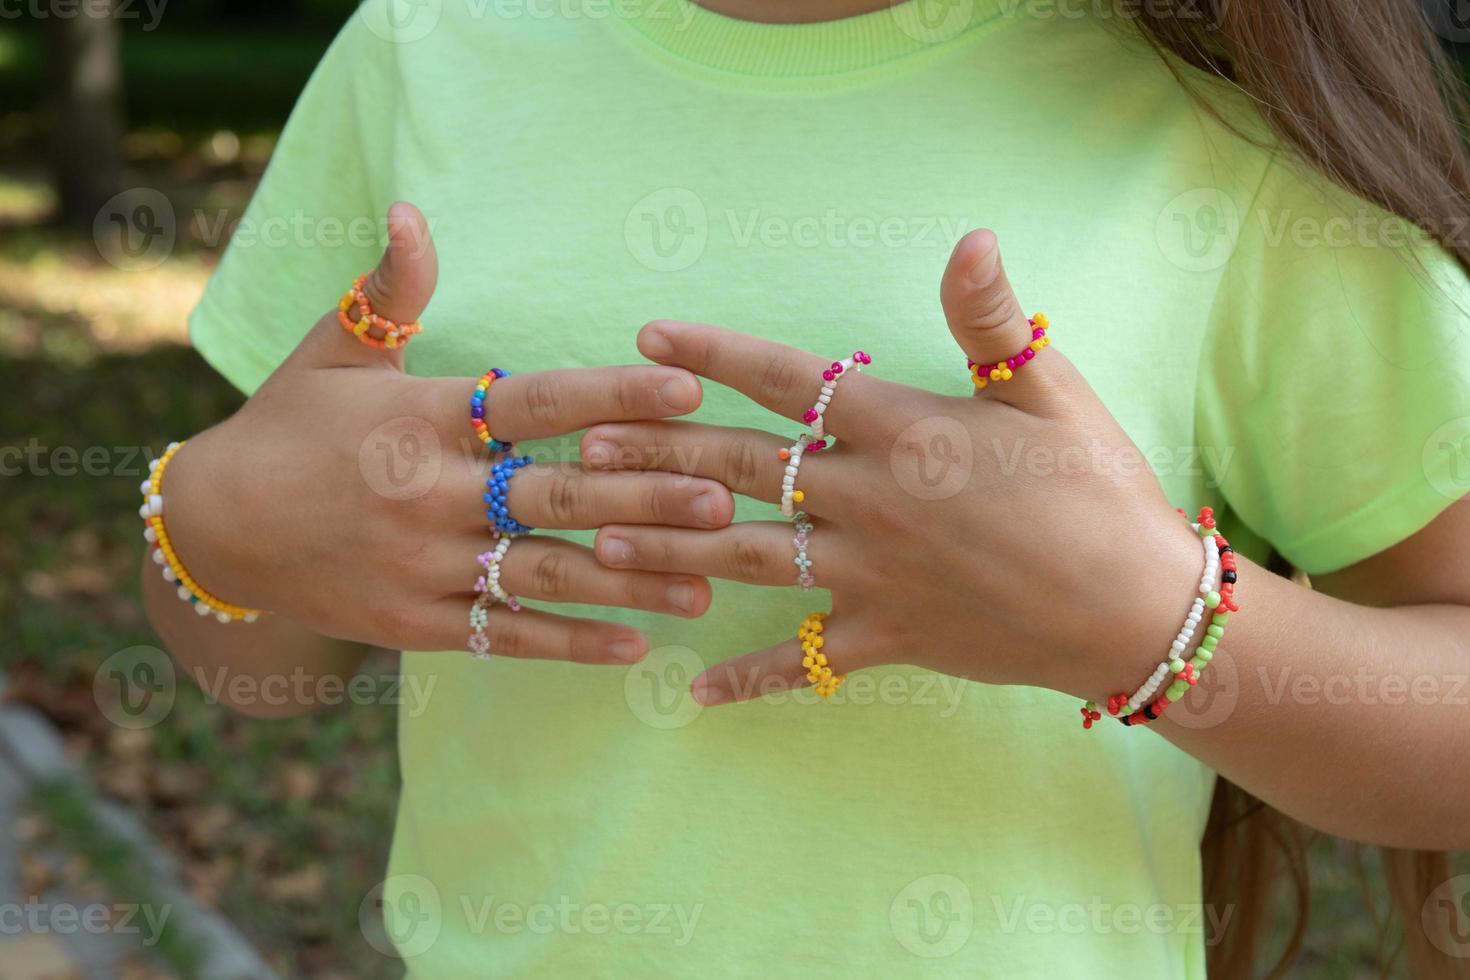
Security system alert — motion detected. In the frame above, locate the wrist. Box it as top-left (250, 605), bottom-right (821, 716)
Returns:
top-left (1051, 510), bottom-right (1205, 703)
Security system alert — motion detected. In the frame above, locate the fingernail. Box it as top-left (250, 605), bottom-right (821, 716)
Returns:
top-left (667, 582), bottom-right (696, 613)
top-left (656, 377), bottom-right (695, 411)
top-left (602, 537), bottom-right (634, 566)
top-left (610, 639), bottom-right (645, 663)
top-left (583, 440), bottom-right (617, 468)
top-left (641, 326), bottom-right (674, 360)
top-left (692, 491), bottom-right (720, 526)
top-left (691, 677), bottom-right (731, 707)
top-left (968, 245), bottom-right (1000, 285)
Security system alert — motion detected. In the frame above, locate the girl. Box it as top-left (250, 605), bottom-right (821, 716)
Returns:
top-left (144, 0), bottom-right (1470, 974)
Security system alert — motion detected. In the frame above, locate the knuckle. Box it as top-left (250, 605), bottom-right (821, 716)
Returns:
top-left (522, 377), bottom-right (564, 426)
top-left (531, 550), bottom-right (572, 598)
top-left (614, 375), bottom-right (642, 417)
top-left (728, 538), bottom-right (771, 583)
top-left (758, 354), bottom-right (801, 405)
top-left (548, 473), bottom-right (583, 525)
top-left (489, 616), bottom-right (528, 659)
top-left (721, 437), bottom-right (761, 492)
top-left (642, 482), bottom-right (669, 524)
top-left (968, 288), bottom-right (1020, 332)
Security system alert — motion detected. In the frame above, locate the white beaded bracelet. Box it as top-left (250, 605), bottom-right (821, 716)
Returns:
top-left (1113, 526), bottom-right (1220, 717)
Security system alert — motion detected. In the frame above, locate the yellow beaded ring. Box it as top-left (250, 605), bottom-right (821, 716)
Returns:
top-left (968, 311), bottom-right (1050, 389)
top-left (798, 611), bottom-right (844, 699)
top-left (337, 273), bottom-right (424, 351)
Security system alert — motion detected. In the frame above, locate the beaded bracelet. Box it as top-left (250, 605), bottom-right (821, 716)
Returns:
top-left (485, 455), bottom-right (535, 535)
top-left (470, 369), bottom-right (514, 452)
top-left (1080, 508), bottom-right (1241, 729)
top-left (798, 611), bottom-right (843, 698)
top-left (468, 535), bottom-right (521, 659)
top-left (792, 512), bottom-right (815, 591)
top-left (139, 442), bottom-right (264, 624)
top-left (337, 273), bottom-right (424, 350)
top-left (803, 351), bottom-right (870, 442)
top-left (778, 434), bottom-right (823, 518)
top-left (968, 312), bottom-right (1050, 390)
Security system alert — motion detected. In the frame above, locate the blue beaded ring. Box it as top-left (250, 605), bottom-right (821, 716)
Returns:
top-left (471, 368), bottom-right (514, 452)
top-left (486, 455), bottom-right (535, 535)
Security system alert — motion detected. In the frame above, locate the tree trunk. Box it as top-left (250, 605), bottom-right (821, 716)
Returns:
top-left (47, 1), bottom-right (125, 228)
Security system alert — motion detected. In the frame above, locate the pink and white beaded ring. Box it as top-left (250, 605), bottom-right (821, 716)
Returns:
top-left (968, 312), bottom-right (1050, 389)
top-left (778, 350), bottom-right (871, 516)
top-left (468, 534), bottom-right (521, 659)
top-left (803, 350), bottom-right (870, 441)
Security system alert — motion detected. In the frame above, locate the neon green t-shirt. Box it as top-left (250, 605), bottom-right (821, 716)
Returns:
top-left (189, 1), bottom-right (1470, 975)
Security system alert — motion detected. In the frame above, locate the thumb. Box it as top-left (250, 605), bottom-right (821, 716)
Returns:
top-left (300, 201), bottom-right (440, 369)
top-left (940, 229), bottom-right (1064, 410)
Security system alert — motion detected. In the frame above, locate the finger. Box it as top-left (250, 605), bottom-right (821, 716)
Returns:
top-left (381, 597), bottom-right (650, 664)
top-left (594, 521), bottom-right (844, 589)
top-left (940, 229), bottom-right (1073, 412)
top-left (502, 464), bottom-right (734, 531)
top-left (636, 320), bottom-right (900, 444)
top-left (428, 536), bottom-right (712, 618)
top-left (416, 364), bottom-right (703, 447)
top-left (298, 201), bottom-right (439, 370)
top-left (689, 614), bottom-right (864, 706)
top-left (581, 421), bottom-right (846, 511)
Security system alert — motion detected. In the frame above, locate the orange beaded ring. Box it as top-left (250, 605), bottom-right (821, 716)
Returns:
top-left (337, 273), bottom-right (424, 350)
top-left (798, 612), bottom-right (844, 699)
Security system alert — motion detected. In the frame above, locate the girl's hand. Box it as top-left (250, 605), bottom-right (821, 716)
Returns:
top-left (163, 203), bottom-right (732, 664)
top-left (582, 229), bottom-right (1205, 701)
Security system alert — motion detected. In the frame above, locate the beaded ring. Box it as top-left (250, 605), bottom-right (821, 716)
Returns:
top-left (777, 434), bottom-right (824, 518)
top-left (798, 612), bottom-right (843, 698)
top-left (468, 535), bottom-right (521, 660)
top-left (968, 312), bottom-right (1050, 389)
top-left (803, 351), bottom-right (870, 442)
top-left (485, 455), bottom-right (535, 535)
top-left (470, 369), bottom-right (514, 452)
top-left (337, 273), bottom-right (425, 350)
top-left (140, 442), bottom-right (265, 624)
top-left (792, 512), bottom-right (815, 591)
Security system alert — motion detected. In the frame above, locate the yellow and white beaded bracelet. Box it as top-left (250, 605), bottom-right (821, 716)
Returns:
top-left (140, 442), bottom-right (264, 624)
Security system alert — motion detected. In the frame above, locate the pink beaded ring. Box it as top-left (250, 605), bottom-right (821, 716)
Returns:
top-left (802, 350), bottom-right (871, 441)
top-left (968, 312), bottom-right (1050, 390)
top-left (468, 533), bottom-right (521, 660)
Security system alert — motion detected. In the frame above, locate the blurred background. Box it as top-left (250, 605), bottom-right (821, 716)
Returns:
top-left (0, 1), bottom-right (1467, 977)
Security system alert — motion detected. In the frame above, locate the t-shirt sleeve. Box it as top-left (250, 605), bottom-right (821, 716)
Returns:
top-left (188, 9), bottom-right (395, 395)
top-left (1197, 153), bottom-right (1470, 575)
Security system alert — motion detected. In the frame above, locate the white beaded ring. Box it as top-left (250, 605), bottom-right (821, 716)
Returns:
top-left (468, 534), bottom-right (521, 660)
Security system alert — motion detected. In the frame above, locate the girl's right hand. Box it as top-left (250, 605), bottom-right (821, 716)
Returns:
top-left (160, 202), bottom-right (731, 665)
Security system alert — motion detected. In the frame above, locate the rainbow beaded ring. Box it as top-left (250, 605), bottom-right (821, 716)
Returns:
top-left (968, 312), bottom-right (1050, 389)
top-left (140, 442), bottom-right (264, 624)
top-left (470, 369), bottom-right (514, 452)
top-left (337, 273), bottom-right (424, 350)
top-left (485, 455), bottom-right (535, 535)
top-left (799, 612), bottom-right (843, 698)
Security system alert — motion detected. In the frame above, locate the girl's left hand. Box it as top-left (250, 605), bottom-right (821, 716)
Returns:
top-left (581, 230), bottom-right (1212, 706)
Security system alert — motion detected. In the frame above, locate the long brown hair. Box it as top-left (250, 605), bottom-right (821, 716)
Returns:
top-left (1128, 5), bottom-right (1470, 973)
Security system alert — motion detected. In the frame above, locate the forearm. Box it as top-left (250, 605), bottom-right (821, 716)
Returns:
top-left (1138, 558), bottom-right (1469, 849)
top-left (142, 552), bottom-right (370, 718)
